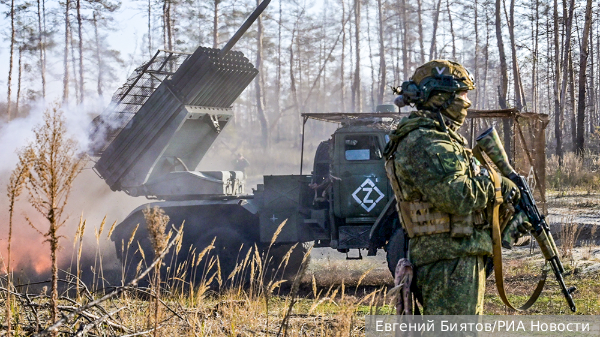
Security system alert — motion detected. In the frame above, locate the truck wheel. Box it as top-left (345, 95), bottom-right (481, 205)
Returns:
top-left (386, 228), bottom-right (408, 277)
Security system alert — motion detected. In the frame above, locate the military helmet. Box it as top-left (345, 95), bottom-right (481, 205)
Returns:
top-left (394, 60), bottom-right (475, 108)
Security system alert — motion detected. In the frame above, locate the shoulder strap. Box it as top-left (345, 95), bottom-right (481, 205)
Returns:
top-left (473, 145), bottom-right (547, 311)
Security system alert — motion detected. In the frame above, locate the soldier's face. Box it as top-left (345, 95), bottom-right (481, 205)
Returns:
top-left (457, 90), bottom-right (469, 100)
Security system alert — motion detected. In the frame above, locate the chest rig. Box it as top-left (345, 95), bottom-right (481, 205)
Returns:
top-left (384, 116), bottom-right (485, 238)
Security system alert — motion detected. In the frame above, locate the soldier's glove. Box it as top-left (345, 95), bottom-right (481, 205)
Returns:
top-left (501, 176), bottom-right (520, 205)
top-left (502, 210), bottom-right (534, 249)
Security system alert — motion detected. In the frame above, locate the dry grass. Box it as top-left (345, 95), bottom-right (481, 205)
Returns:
top-left (558, 217), bottom-right (583, 266)
top-left (0, 220), bottom-right (393, 336)
top-left (547, 152), bottom-right (600, 193)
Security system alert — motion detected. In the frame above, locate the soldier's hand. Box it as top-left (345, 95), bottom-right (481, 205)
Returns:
top-left (501, 176), bottom-right (520, 205)
top-left (502, 211), bottom-right (533, 249)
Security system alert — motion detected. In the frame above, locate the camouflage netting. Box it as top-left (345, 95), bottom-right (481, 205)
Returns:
top-left (460, 109), bottom-right (550, 213)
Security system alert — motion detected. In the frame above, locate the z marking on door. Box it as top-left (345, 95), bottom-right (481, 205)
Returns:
top-left (352, 178), bottom-right (384, 212)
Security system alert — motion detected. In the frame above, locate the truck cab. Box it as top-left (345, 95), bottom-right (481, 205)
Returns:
top-left (255, 112), bottom-right (403, 261)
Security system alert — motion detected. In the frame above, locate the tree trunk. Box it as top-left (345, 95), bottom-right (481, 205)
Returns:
top-left (290, 29), bottom-right (300, 145)
top-left (276, 0), bottom-right (282, 140)
top-left (76, 0), bottom-right (84, 104)
top-left (481, 4), bottom-right (490, 109)
top-left (400, 0), bottom-right (408, 79)
top-left (341, 0), bottom-right (346, 111)
top-left (93, 11), bottom-right (103, 96)
top-left (213, 0), bottom-right (220, 48)
top-left (417, 0), bottom-right (424, 64)
top-left (508, 0), bottom-right (523, 110)
top-left (575, 0), bottom-right (593, 155)
top-left (366, 2), bottom-right (375, 109)
top-left (589, 21), bottom-right (595, 133)
top-left (531, 0), bottom-right (539, 112)
top-left (558, 0), bottom-right (576, 160)
top-left (495, 0), bottom-right (510, 158)
top-left (352, 0), bottom-right (362, 112)
top-left (163, 0), bottom-right (173, 50)
top-left (255, 0), bottom-right (268, 147)
top-left (7, 0), bottom-right (15, 120)
top-left (38, 0), bottom-right (46, 99)
top-left (429, 0), bottom-right (442, 59)
top-left (148, 0), bottom-right (152, 56)
top-left (16, 47), bottom-right (22, 115)
top-left (377, 0), bottom-right (386, 105)
top-left (447, 0), bottom-right (456, 59)
top-left (567, 51), bottom-right (575, 149)
top-left (63, 0), bottom-right (70, 104)
top-left (553, 0), bottom-right (563, 161)
top-left (70, 24), bottom-right (79, 103)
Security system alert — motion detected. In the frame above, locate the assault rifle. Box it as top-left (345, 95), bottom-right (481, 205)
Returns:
top-left (476, 127), bottom-right (577, 312)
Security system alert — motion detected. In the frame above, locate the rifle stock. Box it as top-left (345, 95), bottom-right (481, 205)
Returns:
top-left (476, 127), bottom-right (577, 312)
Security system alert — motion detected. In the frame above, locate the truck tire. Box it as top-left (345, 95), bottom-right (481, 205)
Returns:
top-left (386, 228), bottom-right (408, 277)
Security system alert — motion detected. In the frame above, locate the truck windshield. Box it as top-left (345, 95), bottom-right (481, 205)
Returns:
top-left (344, 135), bottom-right (382, 161)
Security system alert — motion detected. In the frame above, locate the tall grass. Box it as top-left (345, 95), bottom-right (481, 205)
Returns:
top-left (0, 208), bottom-right (396, 336)
top-left (547, 151), bottom-right (600, 192)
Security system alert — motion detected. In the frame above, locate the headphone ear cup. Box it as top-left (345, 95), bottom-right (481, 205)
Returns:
top-left (400, 81), bottom-right (421, 105)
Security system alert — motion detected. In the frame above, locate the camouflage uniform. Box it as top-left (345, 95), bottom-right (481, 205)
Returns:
top-left (385, 60), bottom-right (513, 315)
top-left (387, 110), bottom-right (493, 314)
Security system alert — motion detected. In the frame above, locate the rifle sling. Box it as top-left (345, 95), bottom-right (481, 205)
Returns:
top-left (474, 146), bottom-right (547, 311)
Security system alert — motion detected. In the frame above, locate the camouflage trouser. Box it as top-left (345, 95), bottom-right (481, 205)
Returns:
top-left (414, 255), bottom-right (486, 315)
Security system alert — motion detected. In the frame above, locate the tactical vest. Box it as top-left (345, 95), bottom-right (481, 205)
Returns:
top-left (384, 118), bottom-right (485, 238)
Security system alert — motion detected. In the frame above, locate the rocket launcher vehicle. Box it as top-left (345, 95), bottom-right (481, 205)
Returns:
top-left (90, 1), bottom-right (270, 199)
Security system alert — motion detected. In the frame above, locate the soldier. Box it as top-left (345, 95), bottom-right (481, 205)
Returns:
top-left (384, 60), bottom-right (529, 314)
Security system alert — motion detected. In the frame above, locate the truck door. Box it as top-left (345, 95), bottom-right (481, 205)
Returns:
top-left (332, 133), bottom-right (391, 221)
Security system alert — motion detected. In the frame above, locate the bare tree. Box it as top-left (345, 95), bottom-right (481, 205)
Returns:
top-left (495, 0), bottom-right (510, 157)
top-left (23, 106), bottom-right (87, 325)
top-left (341, 0), bottom-right (347, 111)
top-left (446, 0), bottom-right (456, 59)
top-left (5, 149), bottom-right (32, 336)
top-left (377, 0), bottom-right (386, 105)
top-left (352, 0), bottom-right (361, 112)
top-left (76, 0), bottom-right (84, 104)
top-left (63, 0), bottom-right (71, 103)
top-left (575, 0), bottom-right (593, 155)
top-left (553, 0), bottom-right (563, 161)
top-left (417, 0), bottom-right (424, 64)
top-left (255, 0), bottom-right (269, 147)
top-left (508, 0), bottom-right (524, 110)
top-left (7, 0), bottom-right (15, 120)
top-left (557, 0), bottom-right (575, 161)
top-left (163, 0), bottom-right (173, 50)
top-left (37, 0), bottom-right (46, 99)
top-left (429, 0), bottom-right (442, 59)
top-left (16, 46), bottom-right (22, 115)
top-left (93, 11), bottom-right (103, 96)
top-left (213, 0), bottom-right (220, 48)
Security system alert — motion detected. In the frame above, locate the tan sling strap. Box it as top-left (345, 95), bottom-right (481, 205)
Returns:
top-left (473, 146), bottom-right (547, 311)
